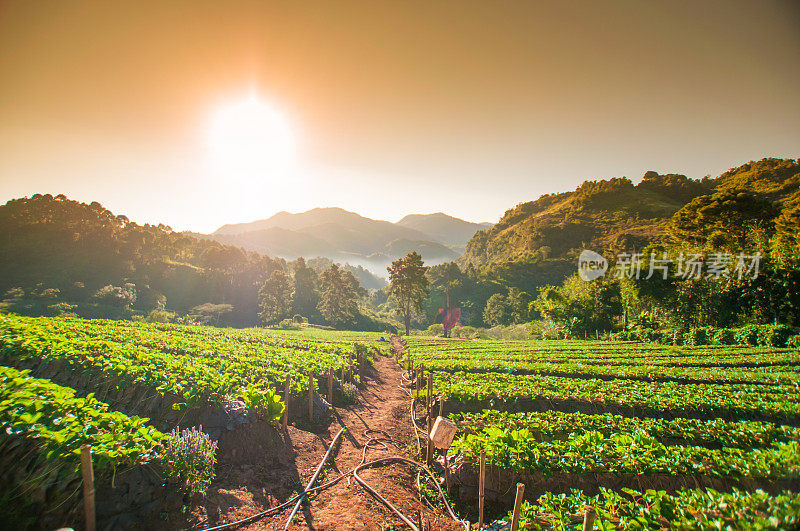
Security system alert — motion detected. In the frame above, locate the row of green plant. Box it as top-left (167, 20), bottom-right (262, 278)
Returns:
top-left (614, 324), bottom-right (800, 348)
top-left (406, 337), bottom-right (795, 363)
top-left (509, 487), bottom-right (800, 530)
top-left (0, 315), bottom-right (364, 420)
top-left (418, 355), bottom-right (796, 385)
top-left (427, 371), bottom-right (800, 420)
top-left (450, 410), bottom-right (799, 449)
top-left (451, 425), bottom-right (799, 478)
top-left (24, 316), bottom-right (356, 359)
top-left (407, 337), bottom-right (797, 360)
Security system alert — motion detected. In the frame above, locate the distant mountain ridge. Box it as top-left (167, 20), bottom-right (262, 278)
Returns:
top-left (396, 212), bottom-right (493, 248)
top-left (203, 207), bottom-right (493, 276)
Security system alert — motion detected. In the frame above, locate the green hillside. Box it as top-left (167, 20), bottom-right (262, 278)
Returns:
top-left (461, 158), bottom-right (799, 268)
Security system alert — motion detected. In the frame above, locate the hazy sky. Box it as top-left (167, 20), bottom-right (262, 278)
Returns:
top-left (1, 1), bottom-right (799, 233)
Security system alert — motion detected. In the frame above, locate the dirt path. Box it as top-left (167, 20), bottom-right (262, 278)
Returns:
top-left (183, 346), bottom-right (464, 531)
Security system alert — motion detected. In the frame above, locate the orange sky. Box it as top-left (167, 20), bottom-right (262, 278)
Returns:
top-left (1, 0), bottom-right (799, 232)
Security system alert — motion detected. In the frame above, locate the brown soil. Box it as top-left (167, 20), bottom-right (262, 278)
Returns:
top-left (163, 341), bottom-right (464, 531)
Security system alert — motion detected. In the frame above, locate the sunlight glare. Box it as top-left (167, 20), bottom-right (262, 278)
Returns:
top-left (207, 95), bottom-right (295, 182)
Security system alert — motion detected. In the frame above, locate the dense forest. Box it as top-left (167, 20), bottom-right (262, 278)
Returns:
top-left (1, 158), bottom-right (799, 337)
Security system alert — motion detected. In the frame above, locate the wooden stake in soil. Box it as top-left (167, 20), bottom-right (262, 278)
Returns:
top-left (416, 363), bottom-right (423, 399)
top-left (582, 506), bottom-right (596, 531)
top-left (426, 371), bottom-right (434, 466)
top-left (282, 375), bottom-right (291, 430)
top-left (341, 364), bottom-right (346, 384)
top-left (328, 368), bottom-right (334, 403)
top-left (510, 483), bottom-right (525, 531)
top-left (308, 374), bottom-right (314, 423)
top-left (478, 449), bottom-right (486, 530)
top-left (444, 452), bottom-right (451, 495)
top-left (80, 444), bottom-right (95, 531)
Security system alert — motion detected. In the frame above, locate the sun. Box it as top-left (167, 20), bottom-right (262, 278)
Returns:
top-left (207, 95), bottom-right (295, 181)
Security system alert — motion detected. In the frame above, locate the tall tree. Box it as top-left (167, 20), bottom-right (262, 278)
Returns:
top-left (483, 293), bottom-right (511, 327)
top-left (317, 264), bottom-right (364, 326)
top-left (507, 287), bottom-right (532, 324)
top-left (258, 270), bottom-right (293, 325)
top-left (387, 251), bottom-right (429, 335)
top-left (291, 257), bottom-right (319, 319)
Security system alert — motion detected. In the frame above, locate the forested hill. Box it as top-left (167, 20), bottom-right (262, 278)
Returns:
top-left (460, 158), bottom-right (800, 268)
top-left (0, 194), bottom-right (286, 325)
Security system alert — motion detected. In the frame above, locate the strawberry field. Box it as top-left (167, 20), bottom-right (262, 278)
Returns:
top-left (406, 336), bottom-right (800, 529)
top-left (0, 314), bottom-right (382, 528)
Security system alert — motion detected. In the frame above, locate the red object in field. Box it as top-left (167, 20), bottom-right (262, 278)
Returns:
top-left (442, 308), bottom-right (461, 331)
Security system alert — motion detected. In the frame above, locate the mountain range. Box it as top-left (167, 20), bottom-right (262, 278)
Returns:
top-left (192, 208), bottom-right (493, 276)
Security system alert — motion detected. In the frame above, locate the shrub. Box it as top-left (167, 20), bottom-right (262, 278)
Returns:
top-left (671, 330), bottom-right (685, 346)
top-left (712, 328), bottom-right (736, 345)
top-left (145, 309), bottom-right (176, 323)
top-left (735, 325), bottom-right (760, 346)
top-left (756, 324), bottom-right (794, 347)
top-left (93, 284), bottom-right (136, 309)
top-left (685, 327), bottom-right (711, 346)
top-left (160, 425), bottom-right (218, 497)
top-left (786, 335), bottom-right (800, 349)
top-left (274, 319), bottom-right (301, 330)
top-left (455, 325), bottom-right (477, 338)
top-left (426, 323), bottom-right (444, 336)
top-left (46, 302), bottom-right (78, 317)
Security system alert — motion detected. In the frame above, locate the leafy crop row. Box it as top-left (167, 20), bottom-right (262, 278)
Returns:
top-left (510, 487), bottom-right (800, 530)
top-left (451, 410), bottom-right (799, 449)
top-left (0, 315), bottom-right (368, 420)
top-left (428, 371), bottom-right (800, 420)
top-left (451, 424), bottom-right (799, 478)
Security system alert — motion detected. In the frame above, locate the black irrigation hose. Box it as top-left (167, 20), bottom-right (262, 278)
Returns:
top-left (284, 427), bottom-right (346, 530)
top-left (197, 371), bottom-right (465, 531)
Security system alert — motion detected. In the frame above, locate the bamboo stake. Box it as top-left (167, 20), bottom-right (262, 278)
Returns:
top-left (80, 445), bottom-right (95, 531)
top-left (582, 506), bottom-right (596, 531)
top-left (415, 364), bottom-right (420, 399)
top-left (328, 368), bottom-right (334, 403)
top-left (478, 449), bottom-right (486, 530)
top-left (426, 371), bottom-right (434, 466)
top-left (308, 374), bottom-right (314, 423)
top-left (444, 453), bottom-right (451, 495)
top-left (511, 483), bottom-right (525, 531)
top-left (282, 375), bottom-right (291, 430)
